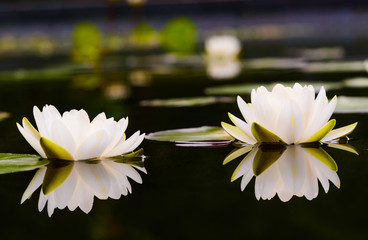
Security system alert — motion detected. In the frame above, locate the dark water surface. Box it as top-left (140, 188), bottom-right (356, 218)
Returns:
top-left (0, 60), bottom-right (367, 240)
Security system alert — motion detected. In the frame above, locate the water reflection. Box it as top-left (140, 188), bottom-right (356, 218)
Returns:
top-left (224, 144), bottom-right (341, 201)
top-left (21, 159), bottom-right (146, 217)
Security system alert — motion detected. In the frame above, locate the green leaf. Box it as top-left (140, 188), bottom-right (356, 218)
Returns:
top-left (252, 145), bottom-right (286, 176)
top-left (0, 153), bottom-right (48, 174)
top-left (146, 126), bottom-right (234, 142)
top-left (304, 119), bottom-right (336, 143)
top-left (303, 147), bottom-right (338, 172)
top-left (251, 122), bottom-right (286, 144)
top-left (42, 161), bottom-right (74, 195)
top-left (40, 137), bottom-right (73, 160)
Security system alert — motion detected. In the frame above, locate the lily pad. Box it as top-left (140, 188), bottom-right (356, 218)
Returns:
top-left (335, 96), bottom-right (368, 113)
top-left (343, 77), bottom-right (368, 88)
top-left (140, 96), bottom-right (235, 107)
top-left (244, 58), bottom-right (305, 70)
top-left (146, 126), bottom-right (234, 143)
top-left (303, 61), bottom-right (365, 73)
top-left (0, 153), bottom-right (48, 174)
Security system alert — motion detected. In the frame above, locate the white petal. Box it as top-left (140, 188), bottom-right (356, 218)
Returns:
top-left (276, 102), bottom-right (293, 144)
top-left (75, 130), bottom-right (111, 160)
top-left (17, 123), bottom-right (46, 158)
top-left (237, 96), bottom-right (255, 123)
top-left (104, 131), bottom-right (143, 157)
top-left (50, 120), bottom-right (77, 158)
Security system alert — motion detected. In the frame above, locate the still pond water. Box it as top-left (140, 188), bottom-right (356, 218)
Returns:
top-left (1, 41), bottom-right (368, 240)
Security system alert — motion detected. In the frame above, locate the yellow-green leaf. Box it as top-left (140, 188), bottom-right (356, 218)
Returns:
top-left (326, 143), bottom-right (359, 155)
top-left (251, 122), bottom-right (286, 144)
top-left (252, 145), bottom-right (286, 176)
top-left (223, 145), bottom-right (254, 165)
top-left (42, 161), bottom-right (74, 195)
top-left (22, 117), bottom-right (40, 140)
top-left (40, 137), bottom-right (73, 160)
top-left (303, 147), bottom-right (338, 171)
top-left (304, 119), bottom-right (336, 143)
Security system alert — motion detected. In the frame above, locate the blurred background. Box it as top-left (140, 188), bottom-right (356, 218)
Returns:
top-left (2, 1), bottom-right (368, 240)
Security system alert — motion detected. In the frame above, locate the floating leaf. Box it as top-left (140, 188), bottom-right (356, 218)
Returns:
top-left (343, 77), bottom-right (368, 88)
top-left (146, 126), bottom-right (234, 143)
top-left (335, 96), bottom-right (368, 113)
top-left (244, 58), bottom-right (305, 70)
top-left (303, 61), bottom-right (365, 73)
top-left (140, 96), bottom-right (234, 107)
top-left (0, 153), bottom-right (48, 174)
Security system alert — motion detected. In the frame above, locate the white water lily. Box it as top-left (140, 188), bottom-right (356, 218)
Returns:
top-left (205, 35), bottom-right (241, 60)
top-left (17, 105), bottom-right (145, 160)
top-left (224, 145), bottom-right (340, 202)
top-left (222, 83), bottom-right (357, 145)
top-left (21, 160), bottom-right (146, 217)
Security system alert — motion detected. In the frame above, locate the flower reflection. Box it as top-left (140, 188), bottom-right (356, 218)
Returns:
top-left (21, 158), bottom-right (146, 216)
top-left (224, 144), bottom-right (344, 201)
top-left (206, 60), bottom-right (241, 80)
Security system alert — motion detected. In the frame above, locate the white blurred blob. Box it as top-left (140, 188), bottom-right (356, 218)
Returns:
top-left (205, 35), bottom-right (242, 80)
top-left (205, 35), bottom-right (241, 61)
top-left (206, 60), bottom-right (241, 80)
top-left (21, 160), bottom-right (146, 217)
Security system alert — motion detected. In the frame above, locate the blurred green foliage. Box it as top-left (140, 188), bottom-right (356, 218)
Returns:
top-left (72, 22), bottom-right (101, 65)
top-left (160, 17), bottom-right (196, 55)
top-left (130, 22), bottom-right (158, 47)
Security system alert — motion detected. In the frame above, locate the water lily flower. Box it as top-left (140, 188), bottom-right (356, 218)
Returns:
top-left (205, 35), bottom-right (241, 61)
top-left (224, 145), bottom-right (340, 201)
top-left (222, 83), bottom-right (357, 145)
top-left (17, 105), bottom-right (145, 160)
top-left (21, 159), bottom-right (146, 217)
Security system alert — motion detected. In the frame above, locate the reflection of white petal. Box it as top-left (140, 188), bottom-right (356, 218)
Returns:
top-left (21, 167), bottom-right (46, 203)
top-left (229, 144), bottom-right (341, 202)
top-left (21, 159), bottom-right (145, 216)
